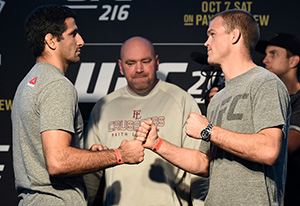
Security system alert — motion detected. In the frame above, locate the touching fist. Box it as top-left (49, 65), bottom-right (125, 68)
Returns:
top-left (118, 139), bottom-right (145, 164)
top-left (135, 120), bottom-right (160, 150)
top-left (186, 113), bottom-right (209, 139)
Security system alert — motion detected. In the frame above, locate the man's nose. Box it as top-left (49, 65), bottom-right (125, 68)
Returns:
top-left (136, 62), bottom-right (144, 73)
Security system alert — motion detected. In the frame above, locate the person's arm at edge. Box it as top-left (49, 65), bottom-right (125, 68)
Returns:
top-left (287, 129), bottom-right (300, 154)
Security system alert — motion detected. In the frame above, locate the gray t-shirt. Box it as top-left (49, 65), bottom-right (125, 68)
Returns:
top-left (201, 67), bottom-right (290, 206)
top-left (11, 62), bottom-right (86, 205)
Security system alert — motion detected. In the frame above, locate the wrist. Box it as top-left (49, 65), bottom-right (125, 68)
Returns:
top-left (152, 137), bottom-right (163, 152)
top-left (113, 149), bottom-right (123, 164)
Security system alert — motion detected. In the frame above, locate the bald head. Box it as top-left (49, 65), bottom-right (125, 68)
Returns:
top-left (120, 36), bottom-right (156, 60)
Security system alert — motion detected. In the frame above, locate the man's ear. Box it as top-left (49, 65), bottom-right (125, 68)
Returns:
top-left (290, 55), bottom-right (300, 68)
top-left (118, 59), bottom-right (124, 75)
top-left (155, 55), bottom-right (159, 71)
top-left (44, 33), bottom-right (56, 50)
top-left (231, 29), bottom-right (241, 45)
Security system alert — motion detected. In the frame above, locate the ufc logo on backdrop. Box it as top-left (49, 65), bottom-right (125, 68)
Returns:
top-left (75, 62), bottom-right (189, 103)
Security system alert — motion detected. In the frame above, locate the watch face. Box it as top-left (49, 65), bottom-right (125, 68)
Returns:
top-left (201, 124), bottom-right (213, 142)
top-left (202, 130), bottom-right (209, 136)
top-left (201, 129), bottom-right (210, 141)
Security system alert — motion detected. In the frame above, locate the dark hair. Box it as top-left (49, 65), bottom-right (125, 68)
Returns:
top-left (211, 9), bottom-right (260, 52)
top-left (25, 5), bottom-right (76, 58)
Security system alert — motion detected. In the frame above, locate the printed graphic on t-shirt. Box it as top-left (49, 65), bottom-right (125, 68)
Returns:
top-left (108, 109), bottom-right (165, 137)
top-left (210, 93), bottom-right (250, 126)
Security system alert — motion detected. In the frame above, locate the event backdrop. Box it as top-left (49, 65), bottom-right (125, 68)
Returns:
top-left (0, 0), bottom-right (299, 205)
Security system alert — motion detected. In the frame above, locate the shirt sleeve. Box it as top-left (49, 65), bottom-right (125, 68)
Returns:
top-left (38, 80), bottom-right (78, 134)
top-left (252, 79), bottom-right (290, 138)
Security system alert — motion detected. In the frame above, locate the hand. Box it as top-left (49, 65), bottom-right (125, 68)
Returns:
top-left (209, 87), bottom-right (219, 102)
top-left (90, 144), bottom-right (109, 151)
top-left (118, 139), bottom-right (144, 164)
top-left (186, 113), bottom-right (210, 139)
top-left (135, 120), bottom-right (159, 149)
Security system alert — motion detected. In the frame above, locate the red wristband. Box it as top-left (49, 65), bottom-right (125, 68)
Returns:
top-left (152, 138), bottom-right (163, 152)
top-left (113, 149), bottom-right (123, 164)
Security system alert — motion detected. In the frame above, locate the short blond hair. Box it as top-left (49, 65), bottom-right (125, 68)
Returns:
top-left (210, 9), bottom-right (260, 51)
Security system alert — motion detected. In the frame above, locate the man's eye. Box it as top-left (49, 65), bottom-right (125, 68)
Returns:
top-left (143, 60), bottom-right (151, 64)
top-left (271, 52), bottom-right (277, 56)
top-left (209, 33), bottom-right (215, 37)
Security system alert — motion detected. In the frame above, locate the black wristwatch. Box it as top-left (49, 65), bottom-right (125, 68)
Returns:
top-left (200, 123), bottom-right (214, 142)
